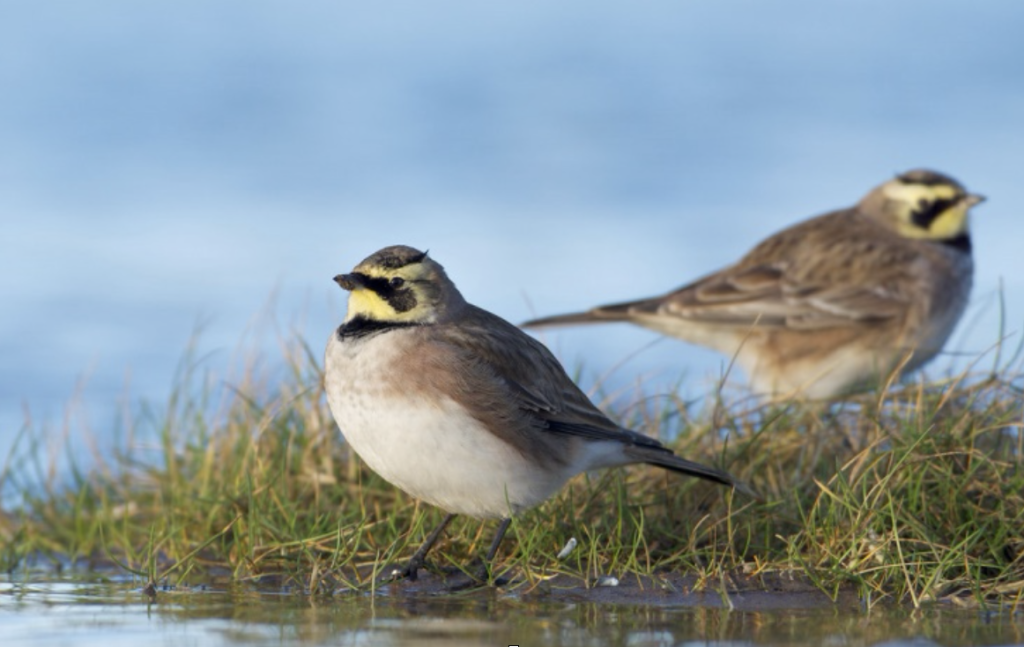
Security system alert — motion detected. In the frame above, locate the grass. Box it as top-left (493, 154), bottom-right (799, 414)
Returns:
top-left (1, 331), bottom-right (1023, 609)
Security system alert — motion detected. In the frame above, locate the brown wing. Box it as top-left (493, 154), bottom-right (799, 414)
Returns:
top-left (424, 306), bottom-right (747, 491)
top-left (438, 305), bottom-right (662, 448)
top-left (593, 210), bottom-right (916, 331)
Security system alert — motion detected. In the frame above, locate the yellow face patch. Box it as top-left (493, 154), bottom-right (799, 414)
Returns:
top-left (343, 261), bottom-right (438, 324)
top-left (881, 179), bottom-right (977, 241)
top-left (346, 287), bottom-right (399, 322)
top-left (881, 179), bottom-right (960, 206)
top-left (918, 203), bottom-right (972, 239)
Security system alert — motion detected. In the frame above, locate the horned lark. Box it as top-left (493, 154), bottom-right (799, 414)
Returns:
top-left (523, 170), bottom-right (984, 399)
top-left (324, 245), bottom-right (750, 581)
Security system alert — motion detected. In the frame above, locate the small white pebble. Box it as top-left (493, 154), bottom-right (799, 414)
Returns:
top-left (594, 575), bottom-right (619, 587)
top-left (556, 537), bottom-right (577, 560)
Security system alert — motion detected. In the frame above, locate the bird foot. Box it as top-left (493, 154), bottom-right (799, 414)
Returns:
top-left (381, 557), bottom-right (426, 583)
top-left (442, 559), bottom-right (509, 590)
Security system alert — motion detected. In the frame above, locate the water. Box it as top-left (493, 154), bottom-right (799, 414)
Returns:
top-left (4, 4), bottom-right (1023, 639)
top-left (2, 578), bottom-right (1023, 646)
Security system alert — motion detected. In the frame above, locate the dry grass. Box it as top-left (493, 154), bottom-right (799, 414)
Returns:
top-left (1, 332), bottom-right (1022, 609)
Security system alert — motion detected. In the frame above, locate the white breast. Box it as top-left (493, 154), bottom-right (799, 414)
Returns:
top-left (324, 330), bottom-right (578, 519)
top-left (912, 252), bottom-right (973, 364)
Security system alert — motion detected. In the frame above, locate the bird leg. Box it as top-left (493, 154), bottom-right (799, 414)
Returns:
top-left (449, 517), bottom-right (512, 590)
top-left (484, 517), bottom-right (511, 564)
top-left (395, 513), bottom-right (455, 581)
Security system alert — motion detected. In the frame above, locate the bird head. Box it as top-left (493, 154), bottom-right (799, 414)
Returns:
top-left (334, 245), bottom-right (465, 325)
top-left (862, 169), bottom-right (984, 243)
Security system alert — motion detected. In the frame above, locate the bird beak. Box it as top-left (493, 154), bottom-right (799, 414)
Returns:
top-left (333, 273), bottom-right (365, 291)
top-left (965, 193), bottom-right (986, 207)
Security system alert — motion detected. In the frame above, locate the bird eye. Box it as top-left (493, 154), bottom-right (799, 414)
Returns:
top-left (389, 277), bottom-right (405, 289)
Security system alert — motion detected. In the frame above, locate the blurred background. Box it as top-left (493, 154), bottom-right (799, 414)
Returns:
top-left (2, 0), bottom-right (1022, 463)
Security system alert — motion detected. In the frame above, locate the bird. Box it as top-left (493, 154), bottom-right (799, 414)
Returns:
top-left (323, 244), bottom-right (752, 583)
top-left (522, 169), bottom-right (984, 400)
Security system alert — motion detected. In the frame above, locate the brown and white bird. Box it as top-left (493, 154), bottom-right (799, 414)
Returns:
top-left (522, 170), bottom-right (984, 399)
top-left (324, 245), bottom-right (750, 581)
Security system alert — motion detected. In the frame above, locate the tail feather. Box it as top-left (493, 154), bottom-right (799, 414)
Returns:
top-left (625, 446), bottom-right (758, 500)
top-left (521, 308), bottom-right (630, 329)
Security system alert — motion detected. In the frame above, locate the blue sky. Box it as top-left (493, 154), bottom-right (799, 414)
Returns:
top-left (2, 0), bottom-right (1023, 462)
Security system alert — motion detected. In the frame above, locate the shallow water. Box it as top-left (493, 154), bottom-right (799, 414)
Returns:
top-left (2, 576), bottom-right (1022, 647)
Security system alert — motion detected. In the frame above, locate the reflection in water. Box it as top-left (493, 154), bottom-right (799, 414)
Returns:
top-left (1, 579), bottom-right (1022, 647)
